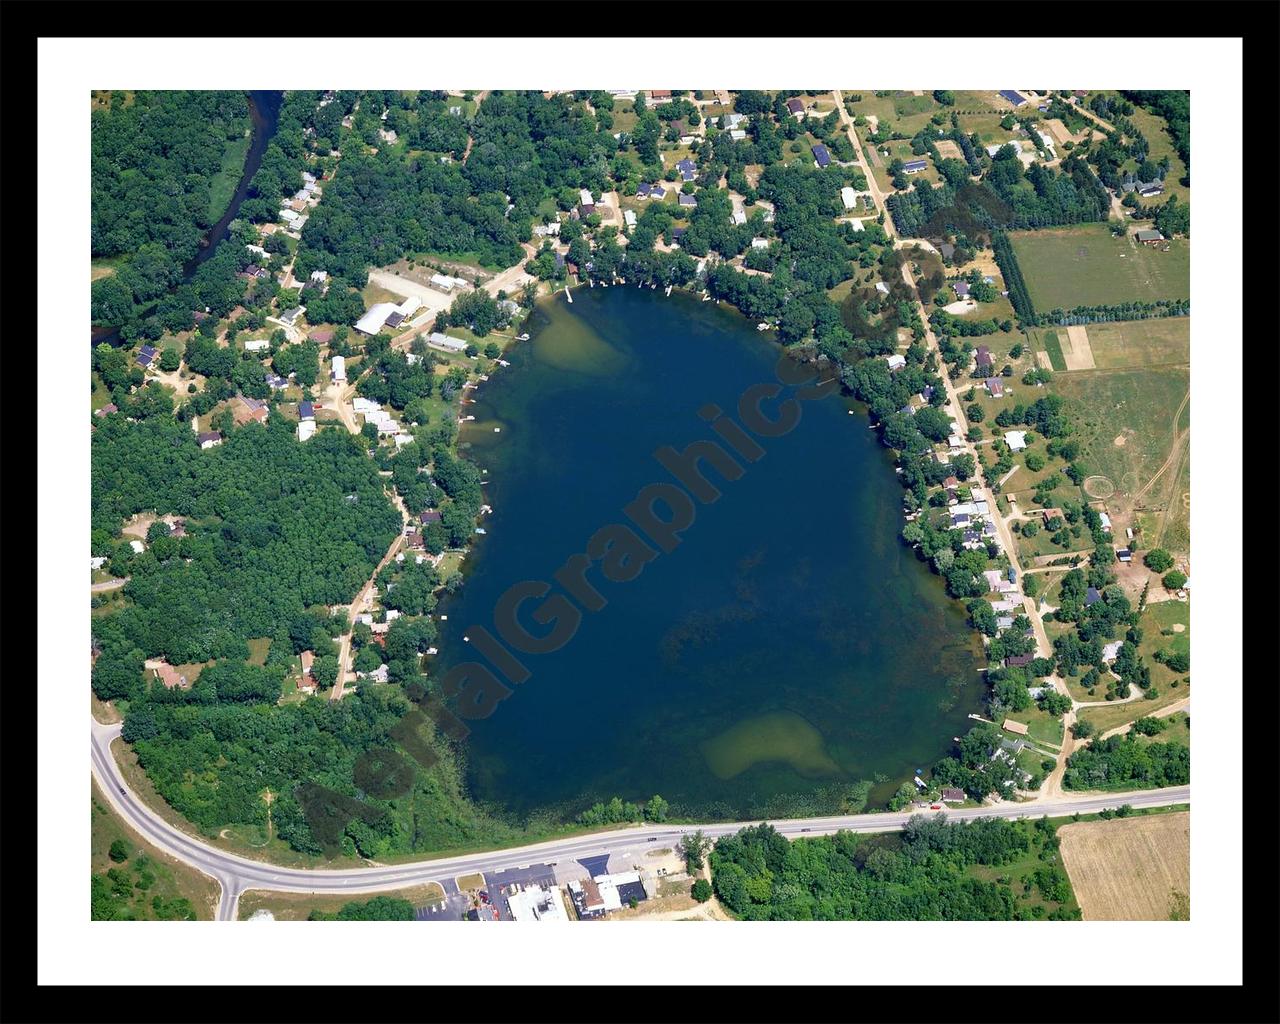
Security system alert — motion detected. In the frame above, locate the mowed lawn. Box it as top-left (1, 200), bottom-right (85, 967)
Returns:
top-left (1010, 223), bottom-right (1190, 309)
top-left (1058, 812), bottom-right (1189, 920)
top-left (1082, 317), bottom-right (1189, 369)
top-left (1049, 365), bottom-right (1188, 505)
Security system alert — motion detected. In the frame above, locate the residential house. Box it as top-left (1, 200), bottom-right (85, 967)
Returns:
top-left (1116, 548), bottom-right (1133, 562)
top-left (419, 509), bottom-right (442, 525)
top-left (885, 353), bottom-right (906, 371)
top-left (310, 326), bottom-right (336, 346)
top-left (94, 404), bottom-right (118, 418)
top-left (903, 159), bottom-right (927, 174)
top-left (1135, 229), bottom-right (1166, 246)
top-left (1102, 640), bottom-right (1124, 664)
top-left (954, 281), bottom-right (970, 298)
top-left (279, 306), bottom-right (305, 328)
top-left (297, 418), bottom-right (317, 442)
top-left (998, 90), bottom-right (1027, 107)
top-left (427, 332), bottom-right (467, 353)
top-left (728, 129), bottom-right (747, 141)
top-left (985, 378), bottom-right (1005, 398)
top-left (1004, 430), bottom-right (1028, 452)
top-left (198, 431), bottom-right (222, 449)
top-left (299, 401), bottom-right (315, 421)
top-left (941, 788), bottom-right (966, 804)
top-left (579, 188), bottom-right (595, 207)
top-left (811, 143), bottom-right (831, 168)
top-left (332, 355), bottom-right (346, 382)
top-left (840, 186), bottom-right (858, 210)
top-left (1002, 718), bottom-right (1030, 735)
top-left (785, 97), bottom-right (805, 118)
top-left (1085, 586), bottom-right (1102, 607)
top-left (678, 193), bottom-right (697, 208)
top-left (243, 339), bottom-right (270, 352)
top-left (298, 650), bottom-right (317, 694)
top-left (136, 345), bottom-right (158, 369)
top-left (750, 237), bottom-right (770, 250)
top-left (731, 209), bottom-right (747, 226)
top-left (974, 345), bottom-right (993, 372)
top-left (152, 662), bottom-right (190, 690)
top-left (623, 209), bottom-right (637, 229)
top-left (129, 539), bottom-right (145, 554)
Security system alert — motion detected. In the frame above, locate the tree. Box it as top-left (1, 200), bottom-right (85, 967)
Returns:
top-left (108, 839), bottom-right (131, 863)
top-left (691, 879), bottom-right (712, 902)
top-left (1070, 718), bottom-right (1095, 739)
top-left (159, 347), bottom-right (181, 373)
top-left (1161, 570), bottom-right (1187, 590)
top-left (1024, 450), bottom-right (1046, 472)
top-left (679, 830), bottom-right (712, 874)
top-left (1143, 549), bottom-right (1174, 572)
top-left (644, 794), bottom-right (669, 822)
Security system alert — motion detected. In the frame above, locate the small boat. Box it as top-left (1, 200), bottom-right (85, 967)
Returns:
top-left (665, 284), bottom-right (673, 296)
top-left (475, 527), bottom-right (487, 535)
top-left (565, 289), bottom-right (573, 304)
top-left (517, 333), bottom-right (529, 341)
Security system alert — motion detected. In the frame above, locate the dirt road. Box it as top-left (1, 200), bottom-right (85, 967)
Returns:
top-left (331, 529), bottom-right (406, 701)
top-left (1096, 698), bottom-right (1190, 742)
top-left (91, 578), bottom-right (129, 593)
top-left (832, 90), bottom-right (895, 239)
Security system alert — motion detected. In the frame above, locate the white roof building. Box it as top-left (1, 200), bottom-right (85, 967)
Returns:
top-left (129, 540), bottom-right (145, 554)
top-left (841, 186), bottom-right (858, 210)
top-left (427, 332), bottom-right (467, 353)
top-left (579, 188), bottom-right (594, 207)
top-left (875, 281), bottom-right (890, 295)
top-left (353, 397), bottom-right (381, 415)
top-left (91, 556), bottom-right (108, 571)
top-left (507, 885), bottom-right (570, 923)
top-left (1004, 430), bottom-right (1028, 452)
top-left (731, 209), bottom-right (747, 226)
top-left (297, 419), bottom-right (317, 442)
top-left (751, 237), bottom-right (770, 250)
top-left (355, 302), bottom-right (398, 335)
top-left (1099, 511), bottom-right (1112, 532)
top-left (332, 355), bottom-right (346, 381)
top-left (885, 354), bottom-right (906, 370)
top-left (1102, 640), bottom-right (1124, 663)
top-left (243, 339), bottom-right (270, 352)
top-left (623, 209), bottom-right (637, 228)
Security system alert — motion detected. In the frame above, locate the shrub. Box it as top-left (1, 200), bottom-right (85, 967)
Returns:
top-left (691, 879), bottom-right (712, 902)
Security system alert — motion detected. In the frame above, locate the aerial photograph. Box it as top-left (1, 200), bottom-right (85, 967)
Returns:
top-left (88, 84), bottom-right (1195, 928)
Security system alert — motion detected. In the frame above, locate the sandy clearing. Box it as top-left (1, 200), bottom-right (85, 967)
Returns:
top-left (934, 139), bottom-right (963, 160)
top-left (943, 299), bottom-right (978, 315)
top-left (1035, 350), bottom-right (1053, 371)
top-left (1062, 325), bottom-right (1096, 370)
top-left (366, 270), bottom-right (457, 316)
top-left (1059, 812), bottom-right (1190, 920)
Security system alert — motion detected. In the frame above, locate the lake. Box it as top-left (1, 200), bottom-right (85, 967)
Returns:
top-left (436, 286), bottom-right (984, 820)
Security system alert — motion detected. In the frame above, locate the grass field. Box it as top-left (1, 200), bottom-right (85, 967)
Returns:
top-left (237, 882), bottom-right (446, 921)
top-left (207, 133), bottom-right (251, 221)
top-left (1123, 105), bottom-right (1190, 207)
top-left (1049, 366), bottom-right (1188, 513)
top-left (1040, 329), bottom-right (1067, 370)
top-left (962, 818), bottom-right (1080, 919)
top-left (1010, 223), bottom-right (1190, 310)
top-left (92, 780), bottom-right (220, 920)
top-left (1058, 811), bottom-right (1189, 920)
top-left (1080, 317), bottom-right (1189, 370)
top-left (1160, 445), bottom-right (1190, 553)
top-left (246, 637), bottom-right (271, 666)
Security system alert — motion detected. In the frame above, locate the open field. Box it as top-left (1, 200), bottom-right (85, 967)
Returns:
top-left (238, 882), bottom-right (446, 920)
top-left (92, 780), bottom-right (220, 920)
top-left (208, 133), bottom-right (251, 221)
top-left (1009, 223), bottom-right (1190, 310)
top-left (91, 256), bottom-right (126, 282)
top-left (1049, 366), bottom-right (1188, 514)
top-left (1059, 812), bottom-right (1190, 920)
top-left (1079, 317), bottom-right (1189, 370)
top-left (1160, 444), bottom-right (1190, 554)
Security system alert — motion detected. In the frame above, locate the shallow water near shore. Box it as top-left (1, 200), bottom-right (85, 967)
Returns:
top-left (438, 286), bottom-right (984, 819)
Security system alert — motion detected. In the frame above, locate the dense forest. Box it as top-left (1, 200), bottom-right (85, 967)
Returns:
top-left (90, 418), bottom-right (400, 668)
top-left (91, 91), bottom-right (251, 331)
top-left (710, 816), bottom-right (1078, 920)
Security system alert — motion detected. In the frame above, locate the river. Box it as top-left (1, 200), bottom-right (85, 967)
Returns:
top-left (91, 89), bottom-right (283, 347)
top-left (434, 287), bottom-right (985, 820)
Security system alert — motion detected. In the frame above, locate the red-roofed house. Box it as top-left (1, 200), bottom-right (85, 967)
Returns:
top-left (298, 650), bottom-right (317, 694)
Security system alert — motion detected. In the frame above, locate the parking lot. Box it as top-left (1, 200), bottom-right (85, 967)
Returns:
top-left (414, 878), bottom-right (468, 922)
top-left (482, 863), bottom-right (557, 921)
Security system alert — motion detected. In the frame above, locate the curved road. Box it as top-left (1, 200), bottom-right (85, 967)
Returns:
top-left (91, 718), bottom-right (1188, 921)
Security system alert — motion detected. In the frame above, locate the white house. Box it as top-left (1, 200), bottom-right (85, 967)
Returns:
top-left (875, 281), bottom-right (890, 295)
top-left (623, 209), bottom-right (637, 229)
top-left (129, 540), bottom-right (145, 554)
top-left (297, 419), bottom-right (317, 442)
top-left (729, 129), bottom-right (747, 141)
top-left (751, 237), bottom-right (770, 250)
top-left (243, 339), bottom-right (270, 352)
top-left (885, 354), bottom-right (906, 371)
top-left (579, 188), bottom-right (594, 207)
top-left (1102, 640), bottom-right (1124, 664)
top-left (1004, 430), bottom-right (1028, 452)
top-left (1098, 511), bottom-right (1112, 533)
top-left (428, 273), bottom-right (458, 293)
top-left (841, 186), bottom-right (858, 210)
top-left (332, 355), bottom-right (346, 382)
top-left (91, 556), bottom-right (108, 571)
top-left (731, 209), bottom-right (747, 226)
top-left (353, 397), bottom-right (381, 415)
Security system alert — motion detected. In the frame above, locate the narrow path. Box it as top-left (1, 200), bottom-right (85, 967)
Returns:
top-left (1095, 698), bottom-right (1190, 742)
top-left (1132, 388), bottom-right (1190, 506)
top-left (91, 577), bottom-right (129, 593)
top-left (330, 529), bottom-right (406, 701)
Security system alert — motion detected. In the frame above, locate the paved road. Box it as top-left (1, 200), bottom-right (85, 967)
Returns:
top-left (91, 717), bottom-right (1188, 922)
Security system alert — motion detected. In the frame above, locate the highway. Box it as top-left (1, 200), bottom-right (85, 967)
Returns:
top-left (91, 718), bottom-right (1189, 922)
